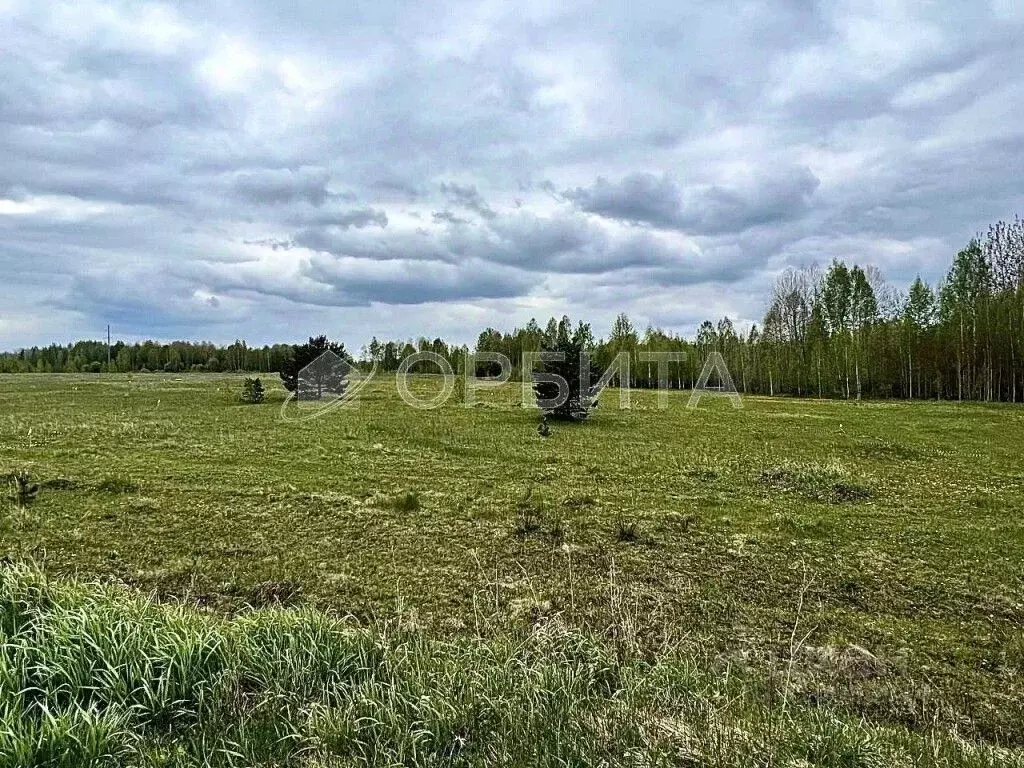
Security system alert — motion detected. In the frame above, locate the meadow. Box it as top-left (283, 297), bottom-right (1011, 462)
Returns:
top-left (1, 372), bottom-right (1023, 766)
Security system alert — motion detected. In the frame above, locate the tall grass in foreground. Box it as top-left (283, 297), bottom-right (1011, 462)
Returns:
top-left (1, 562), bottom-right (1021, 767)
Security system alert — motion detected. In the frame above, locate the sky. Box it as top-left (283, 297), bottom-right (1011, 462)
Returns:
top-left (2, 0), bottom-right (1023, 351)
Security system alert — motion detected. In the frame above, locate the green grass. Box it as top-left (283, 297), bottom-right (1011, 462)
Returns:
top-left (1, 372), bottom-right (1024, 763)
top-left (1, 562), bottom-right (1021, 767)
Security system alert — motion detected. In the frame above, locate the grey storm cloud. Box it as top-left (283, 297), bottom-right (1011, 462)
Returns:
top-left (1, 0), bottom-right (1024, 348)
top-left (302, 254), bottom-right (533, 306)
top-left (566, 167), bottom-right (821, 235)
top-left (440, 183), bottom-right (497, 219)
top-left (301, 208), bottom-right (390, 230)
top-left (565, 174), bottom-right (684, 229)
top-left (232, 169), bottom-right (332, 207)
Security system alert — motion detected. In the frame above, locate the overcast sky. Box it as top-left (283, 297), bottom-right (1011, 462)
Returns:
top-left (2, 0), bottom-right (1023, 350)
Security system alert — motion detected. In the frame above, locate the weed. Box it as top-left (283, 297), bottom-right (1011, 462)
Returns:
top-left (512, 487), bottom-right (566, 543)
top-left (547, 515), bottom-right (566, 544)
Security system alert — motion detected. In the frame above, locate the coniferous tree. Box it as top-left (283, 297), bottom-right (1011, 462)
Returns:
top-left (280, 335), bottom-right (352, 394)
top-left (241, 377), bottom-right (266, 404)
top-left (533, 317), bottom-right (600, 421)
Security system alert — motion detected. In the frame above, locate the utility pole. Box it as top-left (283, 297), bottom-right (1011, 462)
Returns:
top-left (107, 325), bottom-right (111, 369)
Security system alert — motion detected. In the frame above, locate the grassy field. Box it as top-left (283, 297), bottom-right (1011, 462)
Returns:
top-left (1, 373), bottom-right (1023, 765)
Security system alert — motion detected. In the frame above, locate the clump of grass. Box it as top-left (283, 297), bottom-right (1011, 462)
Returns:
top-left (513, 486), bottom-right (542, 538)
top-left (859, 438), bottom-right (922, 461)
top-left (831, 481), bottom-right (872, 503)
top-left (546, 515), bottom-right (566, 544)
top-left (388, 491), bottom-right (421, 513)
top-left (513, 507), bottom-right (543, 537)
top-left (96, 474), bottom-right (139, 494)
top-left (772, 512), bottom-right (830, 537)
top-left (614, 515), bottom-right (642, 543)
top-left (7, 470), bottom-right (39, 506)
top-left (759, 462), bottom-right (872, 504)
top-left (125, 497), bottom-right (160, 514)
top-left (512, 488), bottom-right (565, 543)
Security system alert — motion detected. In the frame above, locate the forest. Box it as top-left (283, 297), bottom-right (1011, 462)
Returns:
top-left (4, 217), bottom-right (1022, 402)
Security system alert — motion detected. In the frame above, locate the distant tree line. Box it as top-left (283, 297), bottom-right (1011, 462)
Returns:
top-left (0, 340), bottom-right (294, 374)
top-left (4, 216), bottom-right (1023, 402)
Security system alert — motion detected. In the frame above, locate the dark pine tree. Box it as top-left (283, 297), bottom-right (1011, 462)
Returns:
top-left (532, 317), bottom-right (600, 421)
top-left (280, 335), bottom-right (352, 394)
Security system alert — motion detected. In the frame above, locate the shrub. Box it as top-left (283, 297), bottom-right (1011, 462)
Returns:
top-left (241, 377), bottom-right (266, 404)
top-left (389, 491), bottom-right (421, 513)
